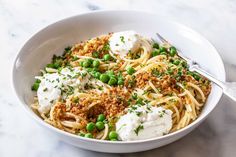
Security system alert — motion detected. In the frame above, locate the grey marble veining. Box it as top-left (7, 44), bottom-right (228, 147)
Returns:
top-left (0, 0), bottom-right (236, 157)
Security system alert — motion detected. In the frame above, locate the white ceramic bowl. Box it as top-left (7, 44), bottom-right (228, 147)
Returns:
top-left (12, 10), bottom-right (225, 153)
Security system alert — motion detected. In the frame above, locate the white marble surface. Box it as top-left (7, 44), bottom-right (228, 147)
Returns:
top-left (0, 0), bottom-right (236, 156)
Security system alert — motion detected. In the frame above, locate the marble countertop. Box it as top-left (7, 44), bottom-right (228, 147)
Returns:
top-left (0, 0), bottom-right (236, 156)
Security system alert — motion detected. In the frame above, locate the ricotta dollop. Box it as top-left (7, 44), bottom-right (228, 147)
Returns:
top-left (36, 67), bottom-right (90, 114)
top-left (109, 30), bottom-right (141, 58)
top-left (116, 105), bottom-right (173, 141)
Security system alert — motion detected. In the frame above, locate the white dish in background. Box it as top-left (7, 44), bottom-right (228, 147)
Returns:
top-left (12, 10), bottom-right (225, 153)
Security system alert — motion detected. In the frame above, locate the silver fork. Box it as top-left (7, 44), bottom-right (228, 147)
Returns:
top-left (155, 33), bottom-right (236, 101)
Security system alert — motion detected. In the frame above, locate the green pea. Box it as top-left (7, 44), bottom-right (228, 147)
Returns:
top-left (126, 66), bottom-right (135, 75)
top-left (169, 46), bottom-right (177, 57)
top-left (94, 72), bottom-right (101, 79)
top-left (110, 138), bottom-right (117, 141)
top-left (86, 122), bottom-right (95, 132)
top-left (90, 71), bottom-right (97, 77)
top-left (100, 74), bottom-right (110, 83)
top-left (170, 46), bottom-right (177, 51)
top-left (117, 78), bottom-right (124, 85)
top-left (103, 54), bottom-right (111, 61)
top-left (108, 77), bottom-right (117, 86)
top-left (93, 60), bottom-right (100, 68)
top-left (159, 46), bottom-right (166, 52)
top-left (109, 131), bottom-right (118, 140)
top-left (31, 82), bottom-right (39, 91)
top-left (35, 79), bottom-right (41, 83)
top-left (173, 59), bottom-right (180, 65)
top-left (153, 43), bottom-right (159, 49)
top-left (87, 59), bottom-right (93, 64)
top-left (79, 61), bottom-right (84, 67)
top-left (83, 60), bottom-right (91, 68)
top-left (152, 49), bottom-right (160, 57)
top-left (160, 51), bottom-right (167, 55)
top-left (169, 50), bottom-right (176, 57)
top-left (86, 68), bottom-right (93, 72)
top-left (106, 70), bottom-right (115, 77)
top-left (96, 121), bottom-right (105, 130)
top-left (78, 133), bottom-right (85, 137)
top-left (97, 114), bottom-right (105, 122)
top-left (85, 133), bottom-right (93, 138)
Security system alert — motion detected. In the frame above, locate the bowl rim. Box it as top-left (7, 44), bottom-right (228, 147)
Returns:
top-left (12, 10), bottom-right (226, 144)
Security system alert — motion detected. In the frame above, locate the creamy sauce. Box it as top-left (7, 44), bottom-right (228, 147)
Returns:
top-left (116, 105), bottom-right (172, 141)
top-left (36, 67), bottom-right (90, 114)
top-left (109, 30), bottom-right (141, 58)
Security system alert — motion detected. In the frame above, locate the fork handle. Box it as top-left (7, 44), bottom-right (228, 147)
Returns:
top-left (190, 64), bottom-right (236, 101)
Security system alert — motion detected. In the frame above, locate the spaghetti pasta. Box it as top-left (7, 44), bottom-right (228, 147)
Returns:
top-left (31, 31), bottom-right (211, 141)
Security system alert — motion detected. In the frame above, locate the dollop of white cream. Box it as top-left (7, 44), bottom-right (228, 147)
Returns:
top-left (36, 67), bottom-right (90, 114)
top-left (116, 105), bottom-right (173, 141)
top-left (109, 30), bottom-right (141, 58)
